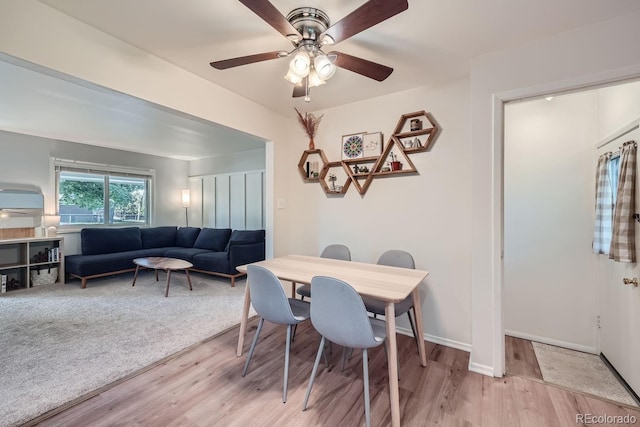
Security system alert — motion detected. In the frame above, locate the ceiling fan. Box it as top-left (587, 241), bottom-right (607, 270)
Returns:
top-left (210, 0), bottom-right (408, 101)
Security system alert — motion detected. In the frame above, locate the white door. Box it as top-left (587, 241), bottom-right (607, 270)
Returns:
top-left (597, 123), bottom-right (640, 396)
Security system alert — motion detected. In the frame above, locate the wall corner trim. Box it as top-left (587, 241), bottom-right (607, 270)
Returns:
top-left (468, 361), bottom-right (495, 377)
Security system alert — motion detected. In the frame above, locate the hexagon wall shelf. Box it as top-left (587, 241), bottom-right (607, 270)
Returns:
top-left (297, 110), bottom-right (440, 195)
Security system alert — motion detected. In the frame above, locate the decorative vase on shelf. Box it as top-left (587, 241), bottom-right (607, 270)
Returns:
top-left (308, 139), bottom-right (315, 150)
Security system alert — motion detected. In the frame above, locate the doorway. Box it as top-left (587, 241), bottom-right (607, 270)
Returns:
top-left (503, 80), bottom-right (640, 407)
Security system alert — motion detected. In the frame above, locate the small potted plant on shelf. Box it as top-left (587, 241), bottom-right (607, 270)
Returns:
top-left (294, 108), bottom-right (324, 150)
top-left (388, 152), bottom-right (403, 171)
top-left (328, 173), bottom-right (337, 191)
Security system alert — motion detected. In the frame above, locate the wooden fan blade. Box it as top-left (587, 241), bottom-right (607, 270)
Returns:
top-left (210, 51), bottom-right (282, 70)
top-left (329, 51), bottom-right (393, 81)
top-left (238, 0), bottom-right (302, 40)
top-left (320, 0), bottom-right (408, 44)
top-left (292, 76), bottom-right (308, 98)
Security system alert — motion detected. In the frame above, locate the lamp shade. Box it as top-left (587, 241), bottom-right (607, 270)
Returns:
top-left (314, 54), bottom-right (335, 80)
top-left (289, 51), bottom-right (310, 77)
top-left (307, 69), bottom-right (326, 88)
top-left (284, 69), bottom-right (303, 85)
top-left (43, 215), bottom-right (61, 227)
top-left (181, 190), bottom-right (191, 208)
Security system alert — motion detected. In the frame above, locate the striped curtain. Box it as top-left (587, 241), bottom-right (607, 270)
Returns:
top-left (609, 141), bottom-right (637, 262)
top-left (593, 152), bottom-right (613, 254)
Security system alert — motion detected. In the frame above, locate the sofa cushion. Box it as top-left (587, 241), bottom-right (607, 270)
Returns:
top-left (225, 229), bottom-right (266, 251)
top-left (176, 227), bottom-right (201, 248)
top-left (81, 227), bottom-right (142, 255)
top-left (192, 252), bottom-right (232, 275)
top-left (163, 247), bottom-right (210, 262)
top-left (66, 248), bottom-right (166, 276)
top-left (193, 228), bottom-right (232, 251)
top-left (141, 226), bottom-right (177, 249)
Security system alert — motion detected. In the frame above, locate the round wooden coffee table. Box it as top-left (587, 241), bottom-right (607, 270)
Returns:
top-left (132, 257), bottom-right (193, 297)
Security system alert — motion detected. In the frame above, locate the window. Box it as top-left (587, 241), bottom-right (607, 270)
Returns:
top-left (609, 154), bottom-right (620, 205)
top-left (55, 159), bottom-right (153, 227)
top-left (600, 154), bottom-right (620, 254)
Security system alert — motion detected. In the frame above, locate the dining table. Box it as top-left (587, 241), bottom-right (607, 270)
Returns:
top-left (236, 254), bottom-right (429, 427)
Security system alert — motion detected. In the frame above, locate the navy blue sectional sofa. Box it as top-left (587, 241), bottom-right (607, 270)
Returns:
top-left (65, 226), bottom-right (265, 288)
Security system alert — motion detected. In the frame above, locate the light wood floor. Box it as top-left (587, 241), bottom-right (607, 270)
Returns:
top-left (505, 336), bottom-right (543, 381)
top-left (31, 322), bottom-right (640, 427)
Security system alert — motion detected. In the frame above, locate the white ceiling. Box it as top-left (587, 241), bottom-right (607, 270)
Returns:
top-left (3, 1), bottom-right (640, 160)
top-left (0, 54), bottom-right (265, 161)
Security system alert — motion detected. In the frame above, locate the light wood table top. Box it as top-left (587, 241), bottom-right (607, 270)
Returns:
top-left (236, 254), bottom-right (429, 427)
top-left (133, 257), bottom-right (193, 270)
top-left (237, 254), bottom-right (427, 303)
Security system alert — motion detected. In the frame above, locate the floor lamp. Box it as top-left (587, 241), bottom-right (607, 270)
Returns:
top-left (181, 189), bottom-right (190, 227)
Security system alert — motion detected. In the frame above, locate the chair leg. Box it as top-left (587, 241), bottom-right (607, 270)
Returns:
top-left (407, 307), bottom-right (420, 353)
top-left (292, 324), bottom-right (297, 342)
top-left (303, 336), bottom-right (326, 411)
top-left (283, 324), bottom-right (292, 403)
top-left (322, 345), bottom-right (329, 368)
top-left (341, 347), bottom-right (347, 371)
top-left (362, 348), bottom-right (371, 427)
top-left (243, 317), bottom-right (264, 377)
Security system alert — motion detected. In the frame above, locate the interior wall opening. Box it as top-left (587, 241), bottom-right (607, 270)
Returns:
top-left (503, 78), bottom-right (640, 407)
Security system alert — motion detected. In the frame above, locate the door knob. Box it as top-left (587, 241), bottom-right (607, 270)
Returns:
top-left (623, 277), bottom-right (639, 287)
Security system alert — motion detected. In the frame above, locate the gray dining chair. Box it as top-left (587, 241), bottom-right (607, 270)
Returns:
top-left (361, 249), bottom-right (420, 351)
top-left (302, 276), bottom-right (386, 427)
top-left (295, 244), bottom-right (351, 300)
top-left (242, 264), bottom-right (310, 403)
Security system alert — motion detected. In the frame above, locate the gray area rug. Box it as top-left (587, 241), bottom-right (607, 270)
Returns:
top-left (0, 272), bottom-right (254, 427)
top-left (532, 341), bottom-right (638, 407)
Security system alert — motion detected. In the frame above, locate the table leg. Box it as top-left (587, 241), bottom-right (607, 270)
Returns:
top-left (132, 265), bottom-right (140, 287)
top-left (290, 282), bottom-right (296, 298)
top-left (385, 302), bottom-right (400, 427)
top-left (165, 270), bottom-right (172, 297)
top-left (155, 269), bottom-right (159, 282)
top-left (412, 287), bottom-right (427, 367)
top-left (185, 269), bottom-right (193, 291)
top-left (236, 277), bottom-right (251, 357)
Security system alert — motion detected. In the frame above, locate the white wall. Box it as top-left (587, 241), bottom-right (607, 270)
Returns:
top-left (285, 77), bottom-right (473, 349)
top-left (189, 148), bottom-right (265, 177)
top-left (504, 92), bottom-right (599, 352)
top-left (598, 81), bottom-right (640, 138)
top-left (0, 130), bottom-right (188, 254)
top-left (470, 10), bottom-right (640, 375)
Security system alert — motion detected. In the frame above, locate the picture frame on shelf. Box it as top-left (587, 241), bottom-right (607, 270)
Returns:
top-left (362, 132), bottom-right (383, 158)
top-left (341, 132), bottom-right (365, 160)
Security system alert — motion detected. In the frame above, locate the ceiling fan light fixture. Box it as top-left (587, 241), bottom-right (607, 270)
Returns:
top-left (314, 54), bottom-right (336, 80)
top-left (284, 69), bottom-right (303, 85)
top-left (307, 69), bottom-right (326, 88)
top-left (289, 51), bottom-right (311, 77)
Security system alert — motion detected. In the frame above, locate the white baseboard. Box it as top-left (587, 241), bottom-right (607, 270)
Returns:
top-left (395, 326), bottom-right (494, 377)
top-left (396, 326), bottom-right (472, 353)
top-left (468, 361), bottom-right (494, 377)
top-left (505, 329), bottom-right (597, 354)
